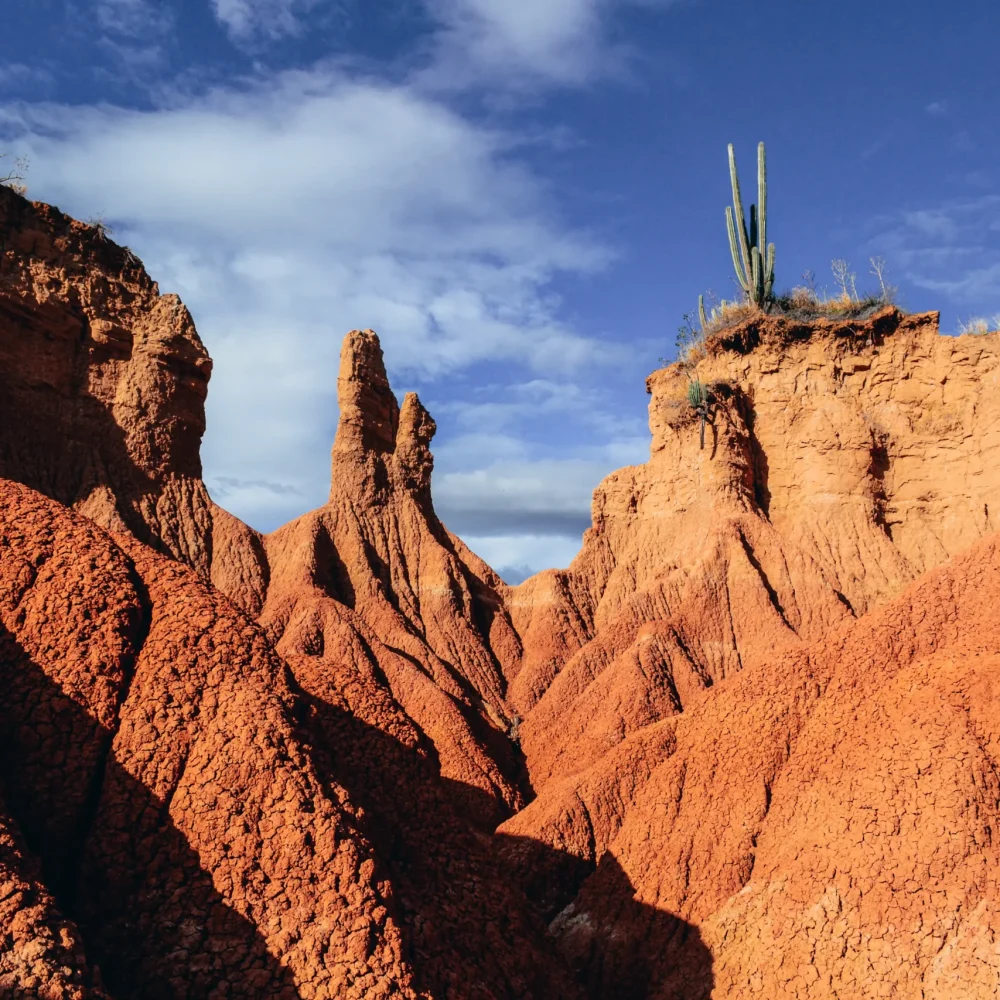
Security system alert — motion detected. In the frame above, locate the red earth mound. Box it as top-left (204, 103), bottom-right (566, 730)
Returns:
top-left (501, 528), bottom-right (1000, 997)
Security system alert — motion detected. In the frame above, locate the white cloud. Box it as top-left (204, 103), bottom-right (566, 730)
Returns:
top-left (925, 100), bottom-right (948, 116)
top-left (0, 67), bottom-right (628, 535)
top-left (211, 0), bottom-right (333, 43)
top-left (435, 378), bottom-right (646, 439)
top-left (0, 63), bottom-right (54, 93)
top-left (868, 195), bottom-right (1000, 306)
top-left (96, 0), bottom-right (174, 36)
top-left (419, 0), bottom-right (676, 88)
top-left (432, 444), bottom-right (647, 537)
top-left (461, 533), bottom-right (586, 579)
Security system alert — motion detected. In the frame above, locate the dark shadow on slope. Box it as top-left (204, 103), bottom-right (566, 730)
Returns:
top-left (495, 833), bottom-right (715, 998)
top-left (293, 676), bottom-right (715, 1000)
top-left (290, 676), bottom-right (573, 1000)
top-left (558, 852), bottom-right (715, 1000)
top-left (311, 522), bottom-right (357, 608)
top-left (308, 509), bottom-right (532, 821)
top-left (735, 389), bottom-right (771, 518)
top-left (0, 623), bottom-right (302, 1000)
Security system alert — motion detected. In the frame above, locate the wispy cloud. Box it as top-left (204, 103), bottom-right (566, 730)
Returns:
top-left (85, 0), bottom-right (178, 79)
top-left (96, 0), bottom-right (174, 36)
top-left (925, 100), bottom-right (948, 116)
top-left (0, 63), bottom-right (55, 93)
top-left (434, 377), bottom-right (644, 438)
top-left (211, 0), bottom-right (341, 44)
top-left (868, 195), bottom-right (1000, 309)
top-left (433, 432), bottom-right (647, 536)
top-left (463, 534), bottom-right (586, 579)
top-left (417, 0), bottom-right (678, 89)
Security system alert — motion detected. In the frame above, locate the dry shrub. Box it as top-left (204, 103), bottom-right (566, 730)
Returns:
top-left (958, 315), bottom-right (1000, 336)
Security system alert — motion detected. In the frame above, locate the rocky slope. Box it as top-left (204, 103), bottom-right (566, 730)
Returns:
top-left (4, 183), bottom-right (1000, 999)
top-left (501, 528), bottom-right (1000, 998)
top-left (0, 479), bottom-right (418, 999)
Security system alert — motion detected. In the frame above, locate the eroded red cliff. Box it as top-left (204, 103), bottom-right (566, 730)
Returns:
top-left (0, 187), bottom-right (268, 612)
top-left (509, 308), bottom-right (1000, 790)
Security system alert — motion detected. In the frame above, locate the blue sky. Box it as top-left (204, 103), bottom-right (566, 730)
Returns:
top-left (2, 0), bottom-right (999, 582)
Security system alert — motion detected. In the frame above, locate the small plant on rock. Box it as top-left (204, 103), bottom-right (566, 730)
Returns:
top-left (688, 379), bottom-right (711, 450)
top-left (508, 714), bottom-right (522, 744)
top-left (676, 311), bottom-right (704, 362)
top-left (0, 152), bottom-right (28, 196)
top-left (86, 215), bottom-right (115, 240)
top-left (869, 256), bottom-right (898, 304)
top-left (958, 315), bottom-right (1000, 336)
top-left (831, 258), bottom-right (859, 304)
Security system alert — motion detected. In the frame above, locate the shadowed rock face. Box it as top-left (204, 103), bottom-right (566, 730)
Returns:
top-left (5, 188), bottom-right (1000, 999)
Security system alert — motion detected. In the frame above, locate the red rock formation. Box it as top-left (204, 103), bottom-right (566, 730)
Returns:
top-left (510, 308), bottom-right (1000, 789)
top-left (0, 186), bottom-right (267, 612)
top-left (256, 331), bottom-right (580, 999)
top-left (261, 329), bottom-right (523, 824)
top-left (0, 479), bottom-right (420, 999)
top-left (6, 184), bottom-right (1000, 1000)
top-left (0, 798), bottom-right (110, 999)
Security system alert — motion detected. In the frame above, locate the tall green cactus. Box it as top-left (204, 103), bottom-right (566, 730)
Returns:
top-left (726, 142), bottom-right (775, 306)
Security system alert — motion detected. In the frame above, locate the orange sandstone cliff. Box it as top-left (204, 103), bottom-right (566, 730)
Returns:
top-left (508, 308), bottom-right (1000, 787)
top-left (3, 183), bottom-right (1000, 999)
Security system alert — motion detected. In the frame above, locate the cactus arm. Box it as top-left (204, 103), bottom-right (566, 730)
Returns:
top-left (765, 243), bottom-right (775, 299)
top-left (699, 294), bottom-right (708, 330)
top-left (757, 141), bottom-right (767, 257)
top-left (751, 245), bottom-right (762, 302)
top-left (749, 203), bottom-right (758, 251)
top-left (726, 206), bottom-right (749, 291)
top-left (728, 144), bottom-right (753, 291)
